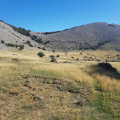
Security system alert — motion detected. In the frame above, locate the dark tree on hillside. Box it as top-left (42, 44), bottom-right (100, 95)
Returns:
top-left (37, 52), bottom-right (45, 57)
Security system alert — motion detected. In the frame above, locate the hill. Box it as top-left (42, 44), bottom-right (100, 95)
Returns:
top-left (31, 22), bottom-right (120, 51)
top-left (1, 21), bottom-right (120, 51)
top-left (0, 20), bottom-right (41, 50)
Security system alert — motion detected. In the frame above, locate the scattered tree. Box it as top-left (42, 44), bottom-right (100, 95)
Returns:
top-left (1, 40), bottom-right (5, 44)
top-left (53, 49), bottom-right (55, 53)
top-left (43, 40), bottom-right (50, 45)
top-left (19, 45), bottom-right (24, 51)
top-left (37, 52), bottom-right (45, 57)
top-left (43, 47), bottom-right (46, 50)
top-left (31, 35), bottom-right (37, 40)
top-left (26, 41), bottom-right (33, 47)
top-left (35, 38), bottom-right (43, 43)
top-left (76, 58), bottom-right (79, 61)
top-left (56, 55), bottom-right (60, 57)
top-left (50, 55), bottom-right (57, 63)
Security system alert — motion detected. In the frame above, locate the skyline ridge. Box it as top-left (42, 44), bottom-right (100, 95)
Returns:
top-left (0, 19), bottom-right (119, 32)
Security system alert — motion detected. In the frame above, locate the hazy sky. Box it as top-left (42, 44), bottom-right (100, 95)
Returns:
top-left (0, 0), bottom-right (120, 32)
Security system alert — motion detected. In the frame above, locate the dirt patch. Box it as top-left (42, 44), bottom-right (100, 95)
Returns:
top-left (0, 75), bottom-right (91, 120)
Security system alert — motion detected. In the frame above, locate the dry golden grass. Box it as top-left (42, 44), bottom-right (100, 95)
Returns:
top-left (0, 48), bottom-right (120, 93)
top-left (95, 75), bottom-right (120, 92)
top-left (0, 48), bottom-right (120, 120)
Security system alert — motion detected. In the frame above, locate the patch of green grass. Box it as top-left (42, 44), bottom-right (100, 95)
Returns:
top-left (80, 111), bottom-right (97, 120)
top-left (91, 91), bottom-right (120, 120)
top-left (20, 89), bottom-right (27, 93)
top-left (22, 105), bottom-right (33, 110)
top-left (29, 69), bottom-right (62, 79)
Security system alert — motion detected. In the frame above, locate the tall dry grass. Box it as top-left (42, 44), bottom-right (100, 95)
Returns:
top-left (0, 49), bottom-right (120, 119)
top-left (0, 49), bottom-right (120, 93)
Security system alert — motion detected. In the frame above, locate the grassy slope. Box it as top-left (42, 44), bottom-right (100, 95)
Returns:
top-left (0, 49), bottom-right (120, 120)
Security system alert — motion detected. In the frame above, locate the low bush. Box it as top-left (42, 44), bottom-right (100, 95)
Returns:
top-left (6, 43), bottom-right (15, 47)
top-left (42, 47), bottom-right (46, 50)
top-left (35, 38), bottom-right (43, 43)
top-left (26, 41), bottom-right (33, 47)
top-left (53, 49), bottom-right (55, 53)
top-left (50, 55), bottom-right (57, 63)
top-left (37, 52), bottom-right (45, 57)
top-left (43, 40), bottom-right (50, 45)
top-left (31, 35), bottom-right (37, 40)
top-left (56, 55), bottom-right (60, 57)
top-left (1, 40), bottom-right (5, 44)
top-left (19, 45), bottom-right (24, 50)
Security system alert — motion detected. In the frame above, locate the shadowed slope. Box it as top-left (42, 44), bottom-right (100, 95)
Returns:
top-left (89, 63), bottom-right (120, 80)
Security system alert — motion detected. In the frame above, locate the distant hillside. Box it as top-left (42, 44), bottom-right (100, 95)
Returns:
top-left (31, 22), bottom-right (120, 51)
top-left (0, 21), bottom-right (44, 50)
top-left (0, 20), bottom-right (120, 51)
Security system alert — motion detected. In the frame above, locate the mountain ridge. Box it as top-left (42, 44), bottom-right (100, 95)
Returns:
top-left (0, 20), bottom-right (120, 51)
top-left (31, 22), bottom-right (120, 51)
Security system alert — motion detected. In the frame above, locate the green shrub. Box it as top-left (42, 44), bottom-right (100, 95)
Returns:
top-left (43, 40), bottom-right (50, 45)
top-left (11, 26), bottom-right (30, 36)
top-left (37, 52), bottom-right (45, 57)
top-left (35, 38), bottom-right (43, 43)
top-left (38, 47), bottom-right (42, 49)
top-left (19, 45), bottom-right (24, 50)
top-left (5, 42), bottom-right (24, 50)
top-left (6, 43), bottom-right (15, 47)
top-left (42, 47), bottom-right (46, 50)
top-left (50, 55), bottom-right (55, 58)
top-left (31, 35), bottom-right (37, 40)
top-left (1, 40), bottom-right (5, 44)
top-left (22, 105), bottom-right (33, 110)
top-left (53, 49), bottom-right (55, 53)
top-left (56, 55), bottom-right (60, 57)
top-left (50, 55), bottom-right (57, 63)
top-left (26, 41), bottom-right (31, 44)
top-left (76, 58), bottom-right (79, 61)
top-left (26, 41), bottom-right (33, 47)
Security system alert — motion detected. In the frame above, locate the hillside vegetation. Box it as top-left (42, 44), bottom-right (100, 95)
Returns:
top-left (10, 25), bottom-right (30, 36)
top-left (0, 49), bottom-right (120, 120)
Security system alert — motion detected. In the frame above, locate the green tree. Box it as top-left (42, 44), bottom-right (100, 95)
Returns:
top-left (1, 40), bottom-right (5, 44)
top-left (19, 45), bottom-right (24, 51)
top-left (37, 52), bottom-right (45, 57)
